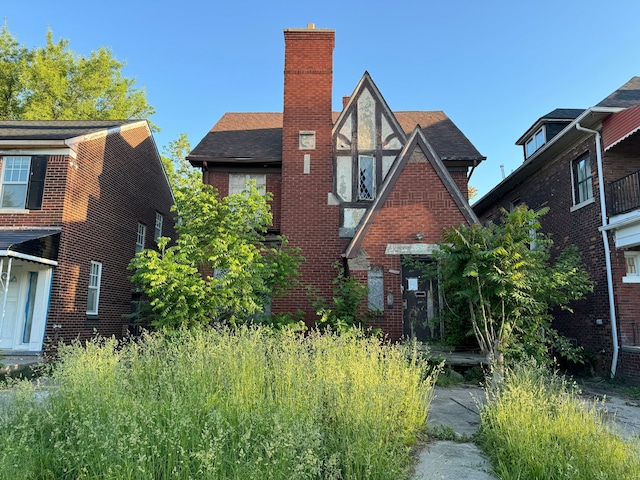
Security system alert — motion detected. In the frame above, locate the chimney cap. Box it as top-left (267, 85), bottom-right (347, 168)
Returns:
top-left (284, 26), bottom-right (334, 33)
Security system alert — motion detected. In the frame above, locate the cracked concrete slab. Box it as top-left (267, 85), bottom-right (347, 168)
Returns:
top-left (412, 441), bottom-right (497, 480)
top-left (412, 385), bottom-right (498, 479)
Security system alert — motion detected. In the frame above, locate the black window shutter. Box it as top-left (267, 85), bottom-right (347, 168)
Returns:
top-left (25, 156), bottom-right (48, 210)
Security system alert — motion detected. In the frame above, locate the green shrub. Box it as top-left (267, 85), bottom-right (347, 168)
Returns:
top-left (478, 361), bottom-right (640, 479)
top-left (0, 327), bottom-right (436, 479)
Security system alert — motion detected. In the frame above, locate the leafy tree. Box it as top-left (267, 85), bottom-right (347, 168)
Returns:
top-left (129, 180), bottom-right (302, 328)
top-left (438, 206), bottom-right (593, 378)
top-left (160, 133), bottom-right (200, 191)
top-left (0, 25), bottom-right (27, 118)
top-left (0, 25), bottom-right (154, 121)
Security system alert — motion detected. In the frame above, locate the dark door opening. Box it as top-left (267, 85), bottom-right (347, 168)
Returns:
top-left (402, 257), bottom-right (441, 340)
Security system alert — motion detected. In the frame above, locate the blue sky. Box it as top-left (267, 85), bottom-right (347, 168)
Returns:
top-left (4, 0), bottom-right (640, 198)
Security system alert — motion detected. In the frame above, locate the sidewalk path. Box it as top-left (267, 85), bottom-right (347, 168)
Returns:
top-left (411, 383), bottom-right (640, 480)
top-left (411, 385), bottom-right (497, 480)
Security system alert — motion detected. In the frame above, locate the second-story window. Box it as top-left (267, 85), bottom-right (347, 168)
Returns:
top-left (0, 156), bottom-right (47, 210)
top-left (573, 154), bottom-right (593, 205)
top-left (358, 156), bottom-right (375, 200)
top-left (525, 128), bottom-right (545, 158)
top-left (136, 223), bottom-right (146, 253)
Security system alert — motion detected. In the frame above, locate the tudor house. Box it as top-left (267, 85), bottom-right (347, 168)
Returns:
top-left (473, 78), bottom-right (640, 383)
top-left (0, 120), bottom-right (174, 354)
top-left (188, 26), bottom-right (484, 340)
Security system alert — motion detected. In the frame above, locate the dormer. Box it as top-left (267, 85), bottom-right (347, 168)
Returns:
top-left (516, 109), bottom-right (584, 159)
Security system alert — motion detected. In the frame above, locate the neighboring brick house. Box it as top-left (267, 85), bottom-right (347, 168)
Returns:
top-left (0, 120), bottom-right (173, 354)
top-left (188, 26), bottom-right (484, 341)
top-left (473, 77), bottom-right (640, 382)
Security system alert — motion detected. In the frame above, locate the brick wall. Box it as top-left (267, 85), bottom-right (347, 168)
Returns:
top-left (620, 348), bottom-right (640, 384)
top-left (39, 124), bottom-right (175, 347)
top-left (359, 149), bottom-right (470, 340)
top-left (274, 28), bottom-right (347, 322)
top-left (474, 136), bottom-right (633, 376)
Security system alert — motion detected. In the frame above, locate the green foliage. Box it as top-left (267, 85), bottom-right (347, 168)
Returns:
top-left (0, 25), bottom-right (154, 121)
top-left (427, 424), bottom-right (471, 443)
top-left (160, 133), bottom-right (200, 191)
top-left (311, 262), bottom-right (370, 333)
top-left (259, 310), bottom-right (308, 332)
top-left (478, 361), bottom-right (640, 479)
top-left (439, 206), bottom-right (593, 373)
top-left (0, 327), bottom-right (438, 479)
top-left (129, 180), bottom-right (302, 328)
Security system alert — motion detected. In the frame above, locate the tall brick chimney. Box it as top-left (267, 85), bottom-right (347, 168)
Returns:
top-left (276, 25), bottom-right (346, 322)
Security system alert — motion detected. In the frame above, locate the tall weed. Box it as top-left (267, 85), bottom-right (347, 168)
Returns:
top-left (478, 361), bottom-right (640, 480)
top-left (0, 327), bottom-right (435, 479)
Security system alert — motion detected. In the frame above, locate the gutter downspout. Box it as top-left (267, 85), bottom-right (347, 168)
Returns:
top-left (576, 122), bottom-right (619, 379)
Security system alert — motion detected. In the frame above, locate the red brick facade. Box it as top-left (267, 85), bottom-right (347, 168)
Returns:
top-left (191, 27), bottom-right (482, 341)
top-left (355, 151), bottom-right (471, 340)
top-left (276, 28), bottom-right (346, 319)
top-left (0, 122), bottom-right (174, 352)
top-left (475, 118), bottom-right (640, 383)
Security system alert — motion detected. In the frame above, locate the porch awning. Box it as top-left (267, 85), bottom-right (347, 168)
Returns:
top-left (0, 228), bottom-right (61, 265)
top-left (603, 104), bottom-right (640, 150)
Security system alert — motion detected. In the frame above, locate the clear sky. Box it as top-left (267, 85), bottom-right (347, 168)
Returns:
top-left (3, 0), bottom-right (640, 199)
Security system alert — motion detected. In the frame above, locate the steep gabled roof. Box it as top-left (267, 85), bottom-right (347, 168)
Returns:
top-left (0, 120), bottom-right (137, 141)
top-left (188, 71), bottom-right (485, 167)
top-left (333, 71), bottom-right (408, 145)
top-left (334, 72), bottom-right (484, 163)
top-left (190, 109), bottom-right (484, 166)
top-left (397, 111), bottom-right (485, 161)
top-left (344, 127), bottom-right (477, 259)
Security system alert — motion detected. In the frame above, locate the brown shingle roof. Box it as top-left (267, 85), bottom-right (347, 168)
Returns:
top-left (188, 110), bottom-right (484, 165)
top-left (395, 111), bottom-right (484, 161)
top-left (188, 113), bottom-right (283, 165)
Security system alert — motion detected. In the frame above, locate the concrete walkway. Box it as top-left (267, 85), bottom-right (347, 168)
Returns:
top-left (411, 385), bottom-right (497, 479)
top-left (411, 382), bottom-right (640, 480)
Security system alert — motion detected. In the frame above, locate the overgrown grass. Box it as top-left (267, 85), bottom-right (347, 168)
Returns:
top-left (478, 362), bottom-right (640, 480)
top-left (0, 327), bottom-right (436, 479)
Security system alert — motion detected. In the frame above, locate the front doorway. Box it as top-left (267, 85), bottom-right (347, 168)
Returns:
top-left (0, 259), bottom-right (52, 352)
top-left (402, 257), bottom-right (441, 340)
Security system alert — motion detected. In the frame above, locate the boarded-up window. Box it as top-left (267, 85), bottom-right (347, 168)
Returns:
top-left (229, 173), bottom-right (266, 196)
top-left (368, 267), bottom-right (384, 311)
